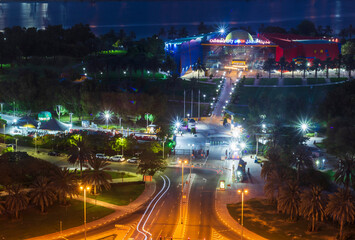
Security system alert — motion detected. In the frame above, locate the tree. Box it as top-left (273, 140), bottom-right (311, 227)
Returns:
top-left (83, 157), bottom-right (112, 195)
top-left (298, 60), bottom-right (308, 79)
top-left (311, 58), bottom-right (322, 79)
top-left (158, 28), bottom-right (166, 38)
top-left (192, 58), bottom-right (206, 79)
top-left (277, 181), bottom-right (301, 221)
top-left (334, 155), bottom-right (355, 192)
top-left (51, 167), bottom-right (78, 206)
top-left (277, 57), bottom-right (287, 79)
top-left (343, 54), bottom-right (354, 79)
top-left (30, 176), bottom-right (57, 213)
top-left (288, 60), bottom-right (296, 78)
top-left (341, 41), bottom-right (355, 56)
top-left (197, 22), bottom-right (208, 34)
top-left (167, 26), bottom-right (177, 39)
top-left (137, 150), bottom-right (166, 180)
top-left (296, 20), bottom-right (318, 36)
top-left (322, 57), bottom-right (333, 79)
top-left (178, 27), bottom-right (189, 38)
top-left (5, 184), bottom-right (29, 220)
top-left (289, 145), bottom-right (314, 183)
top-left (67, 134), bottom-right (92, 176)
top-left (326, 188), bottom-right (355, 240)
top-left (55, 105), bottom-right (67, 121)
top-left (263, 58), bottom-right (276, 79)
top-left (300, 186), bottom-right (326, 232)
top-left (111, 137), bottom-right (127, 156)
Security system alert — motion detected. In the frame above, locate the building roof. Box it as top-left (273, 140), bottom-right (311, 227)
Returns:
top-left (225, 30), bottom-right (253, 42)
top-left (259, 33), bottom-right (338, 49)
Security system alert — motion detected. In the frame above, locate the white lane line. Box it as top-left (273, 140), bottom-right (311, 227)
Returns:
top-left (142, 175), bottom-right (171, 239)
top-left (136, 175), bottom-right (167, 240)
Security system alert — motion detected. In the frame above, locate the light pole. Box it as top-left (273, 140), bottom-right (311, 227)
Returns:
top-left (105, 112), bottom-right (110, 128)
top-left (80, 185), bottom-right (91, 240)
top-left (203, 94), bottom-right (206, 102)
top-left (237, 189), bottom-right (248, 240)
top-left (178, 159), bottom-right (188, 224)
top-left (3, 124), bottom-right (5, 144)
top-left (162, 137), bottom-right (166, 159)
top-left (15, 138), bottom-right (18, 152)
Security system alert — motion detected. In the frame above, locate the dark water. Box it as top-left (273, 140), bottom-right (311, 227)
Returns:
top-left (0, 0), bottom-right (354, 38)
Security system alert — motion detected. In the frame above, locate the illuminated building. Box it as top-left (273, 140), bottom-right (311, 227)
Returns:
top-left (165, 30), bottom-right (341, 76)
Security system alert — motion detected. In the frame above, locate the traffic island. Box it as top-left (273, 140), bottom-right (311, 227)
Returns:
top-left (227, 198), bottom-right (341, 240)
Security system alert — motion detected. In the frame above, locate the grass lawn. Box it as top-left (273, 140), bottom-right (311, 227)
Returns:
top-left (283, 78), bottom-right (303, 85)
top-left (330, 77), bottom-right (348, 83)
top-left (259, 78), bottom-right (278, 85)
top-left (244, 78), bottom-right (255, 85)
top-left (307, 78), bottom-right (326, 84)
top-left (0, 199), bottom-right (114, 240)
top-left (231, 85), bottom-right (338, 118)
top-left (227, 198), bottom-right (339, 240)
top-left (91, 182), bottom-right (145, 205)
top-left (107, 171), bottom-right (137, 179)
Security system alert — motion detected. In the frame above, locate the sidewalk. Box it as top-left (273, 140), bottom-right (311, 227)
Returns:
top-left (214, 154), bottom-right (268, 240)
top-left (26, 181), bottom-right (156, 240)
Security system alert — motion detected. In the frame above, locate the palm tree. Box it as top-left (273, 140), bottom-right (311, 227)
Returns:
top-left (0, 201), bottom-right (5, 215)
top-left (300, 186), bottom-right (326, 232)
top-left (5, 184), bottom-right (29, 220)
top-left (334, 154), bottom-right (355, 192)
top-left (30, 176), bottom-right (57, 213)
top-left (312, 58), bottom-right (322, 79)
top-left (178, 27), bottom-right (189, 38)
top-left (326, 188), bottom-right (355, 240)
top-left (277, 181), bottom-right (301, 221)
top-left (167, 26), bottom-right (177, 39)
top-left (298, 60), bottom-right (308, 79)
top-left (278, 57), bottom-right (287, 79)
top-left (192, 58), bottom-right (206, 79)
top-left (322, 57), bottom-right (333, 79)
top-left (51, 167), bottom-right (78, 206)
top-left (67, 134), bottom-right (92, 176)
top-left (343, 54), bottom-right (354, 79)
top-left (288, 61), bottom-right (296, 78)
top-left (263, 58), bottom-right (276, 79)
top-left (290, 145), bottom-right (314, 183)
top-left (83, 157), bottom-right (112, 195)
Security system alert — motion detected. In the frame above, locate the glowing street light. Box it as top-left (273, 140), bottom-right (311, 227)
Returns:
top-left (301, 123), bottom-right (308, 132)
top-left (237, 189), bottom-right (248, 240)
top-left (104, 112), bottom-right (110, 128)
top-left (219, 28), bottom-right (225, 34)
top-left (262, 124), bottom-right (266, 129)
top-left (240, 142), bottom-right (246, 150)
top-left (178, 159), bottom-right (188, 224)
top-left (79, 185), bottom-right (91, 240)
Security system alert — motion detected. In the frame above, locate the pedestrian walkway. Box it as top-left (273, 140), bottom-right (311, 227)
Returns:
top-left (26, 181), bottom-right (156, 240)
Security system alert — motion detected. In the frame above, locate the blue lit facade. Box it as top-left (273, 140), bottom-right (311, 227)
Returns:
top-left (165, 33), bottom-right (218, 76)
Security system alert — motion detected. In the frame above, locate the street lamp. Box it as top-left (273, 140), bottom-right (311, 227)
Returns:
top-left (237, 189), bottom-right (248, 240)
top-left (301, 123), bottom-right (308, 132)
top-left (187, 113), bottom-right (190, 119)
top-left (203, 94), bottom-right (206, 102)
top-left (80, 185), bottom-right (91, 240)
top-left (178, 159), bottom-right (188, 224)
top-left (15, 138), bottom-right (18, 152)
top-left (105, 112), bottom-right (110, 128)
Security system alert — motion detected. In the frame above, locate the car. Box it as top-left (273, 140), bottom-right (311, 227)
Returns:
top-left (48, 151), bottom-right (60, 156)
top-left (110, 155), bottom-right (125, 162)
top-left (127, 157), bottom-right (140, 163)
top-left (96, 153), bottom-right (107, 159)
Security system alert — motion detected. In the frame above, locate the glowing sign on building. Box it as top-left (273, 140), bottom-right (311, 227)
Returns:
top-left (209, 38), bottom-right (271, 45)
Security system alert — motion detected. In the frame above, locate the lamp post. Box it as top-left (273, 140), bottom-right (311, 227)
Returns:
top-left (80, 185), bottom-right (91, 240)
top-left (15, 138), bottom-right (18, 152)
top-left (105, 113), bottom-right (110, 128)
top-left (3, 124), bottom-right (5, 144)
top-left (178, 159), bottom-right (188, 224)
top-left (237, 189), bottom-right (248, 240)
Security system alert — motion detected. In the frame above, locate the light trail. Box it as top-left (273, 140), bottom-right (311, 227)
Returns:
top-left (136, 175), bottom-right (171, 240)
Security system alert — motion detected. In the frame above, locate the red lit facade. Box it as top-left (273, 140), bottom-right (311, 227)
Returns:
top-left (259, 33), bottom-right (341, 62)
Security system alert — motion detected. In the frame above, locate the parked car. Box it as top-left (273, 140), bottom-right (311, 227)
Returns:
top-left (48, 151), bottom-right (60, 156)
top-left (110, 155), bottom-right (125, 162)
top-left (127, 157), bottom-right (140, 163)
top-left (96, 153), bottom-right (107, 159)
